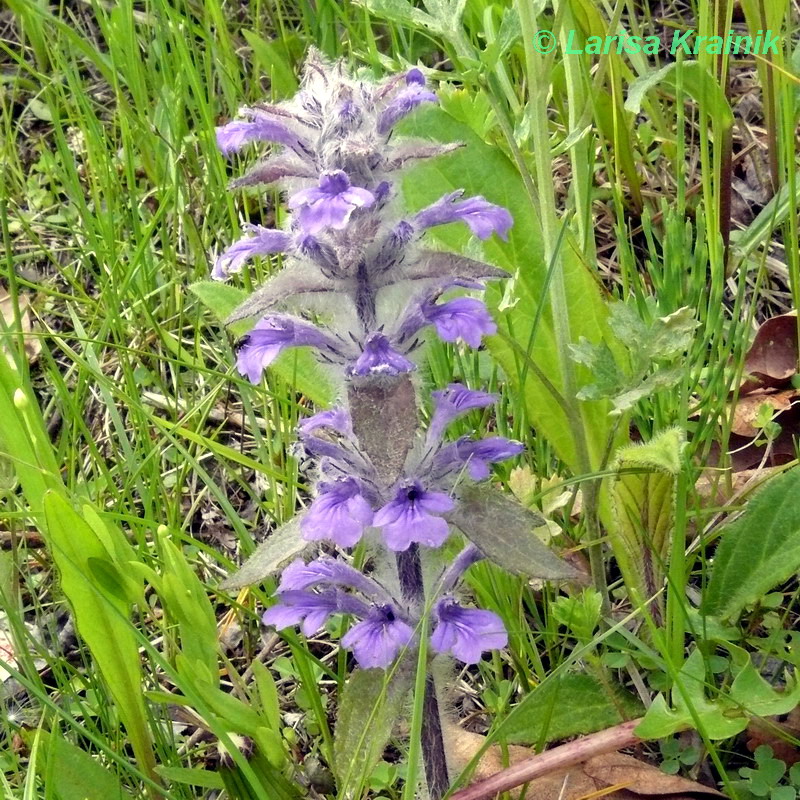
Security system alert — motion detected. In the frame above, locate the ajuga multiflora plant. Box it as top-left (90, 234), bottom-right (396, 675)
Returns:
top-left (212, 50), bottom-right (575, 799)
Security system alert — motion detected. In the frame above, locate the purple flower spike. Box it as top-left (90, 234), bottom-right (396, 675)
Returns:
top-left (350, 333), bottom-right (415, 376)
top-left (430, 597), bottom-right (508, 664)
top-left (429, 383), bottom-right (497, 440)
top-left (216, 113), bottom-right (302, 157)
top-left (378, 84), bottom-right (437, 135)
top-left (288, 171), bottom-right (375, 234)
top-left (424, 297), bottom-right (497, 348)
top-left (212, 226), bottom-right (290, 280)
top-left (341, 605), bottom-right (414, 668)
top-left (373, 482), bottom-right (454, 551)
top-left (236, 316), bottom-right (340, 384)
top-left (297, 407), bottom-right (352, 439)
top-left (262, 590), bottom-right (341, 637)
top-left (414, 191), bottom-right (513, 241)
top-left (300, 478), bottom-right (374, 548)
top-left (455, 437), bottom-right (525, 480)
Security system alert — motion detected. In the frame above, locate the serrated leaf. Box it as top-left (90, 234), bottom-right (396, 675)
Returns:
top-left (333, 667), bottom-right (411, 787)
top-left (609, 428), bottom-right (684, 623)
top-left (571, 338), bottom-right (623, 401)
top-left (610, 366), bottom-right (685, 414)
top-left (189, 280), bottom-right (334, 406)
top-left (447, 483), bottom-right (576, 580)
top-left (496, 673), bottom-right (643, 745)
top-left (704, 467), bottom-right (800, 620)
top-left (219, 514), bottom-right (315, 591)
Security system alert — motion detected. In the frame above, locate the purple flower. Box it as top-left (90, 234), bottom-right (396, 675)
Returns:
top-left (212, 226), bottom-right (290, 280)
top-left (278, 557), bottom-right (391, 604)
top-left (430, 597), bottom-right (508, 664)
top-left (236, 316), bottom-right (341, 384)
top-left (414, 191), bottom-right (513, 240)
top-left (434, 436), bottom-right (524, 480)
top-left (350, 333), bottom-right (415, 377)
top-left (429, 383), bottom-right (497, 440)
top-left (424, 297), bottom-right (497, 348)
top-left (300, 478), bottom-right (374, 548)
top-left (377, 83), bottom-right (437, 134)
top-left (216, 110), bottom-right (304, 156)
top-left (340, 605), bottom-right (414, 668)
top-left (297, 408), bottom-right (352, 439)
top-left (288, 171), bottom-right (375, 234)
top-left (455, 437), bottom-right (525, 480)
top-left (373, 482), bottom-right (454, 551)
top-left (262, 590), bottom-right (341, 637)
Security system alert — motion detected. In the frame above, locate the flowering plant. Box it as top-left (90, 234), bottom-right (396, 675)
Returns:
top-left (211, 50), bottom-right (574, 798)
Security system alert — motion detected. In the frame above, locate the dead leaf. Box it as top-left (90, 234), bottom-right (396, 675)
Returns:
top-left (0, 289), bottom-right (41, 363)
top-left (746, 708), bottom-right (800, 765)
top-left (730, 389), bottom-right (798, 437)
top-left (741, 312), bottom-right (798, 393)
top-left (445, 724), bottom-right (725, 800)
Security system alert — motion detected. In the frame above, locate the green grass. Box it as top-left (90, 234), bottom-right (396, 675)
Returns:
top-left (2, 0), bottom-right (800, 798)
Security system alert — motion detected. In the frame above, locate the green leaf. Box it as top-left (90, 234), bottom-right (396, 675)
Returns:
top-left (447, 483), bottom-right (576, 580)
top-left (704, 467), bottom-right (800, 620)
top-left (189, 280), bottom-right (334, 406)
top-left (609, 428), bottom-right (685, 622)
top-left (154, 766), bottom-right (224, 790)
top-left (40, 732), bottom-right (132, 800)
top-left (333, 668), bottom-right (411, 788)
top-left (625, 61), bottom-right (733, 131)
top-left (497, 673), bottom-right (643, 745)
top-left (241, 30), bottom-right (298, 97)
top-left (219, 513), bottom-right (315, 591)
top-left (636, 648), bottom-right (800, 741)
top-left (399, 107), bottom-right (625, 489)
top-left (42, 493), bottom-right (156, 781)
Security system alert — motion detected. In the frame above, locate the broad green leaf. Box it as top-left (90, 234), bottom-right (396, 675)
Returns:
top-left (497, 673), bottom-right (643, 745)
top-left (636, 648), bottom-right (800, 741)
top-left (704, 467), bottom-right (800, 620)
top-left (334, 668), bottom-right (411, 788)
top-left (609, 428), bottom-right (685, 623)
top-left (447, 483), bottom-right (576, 580)
top-left (40, 732), bottom-right (132, 800)
top-left (219, 513), bottom-right (314, 591)
top-left (400, 107), bottom-right (624, 491)
top-left (43, 492), bottom-right (156, 781)
top-left (189, 280), bottom-right (333, 406)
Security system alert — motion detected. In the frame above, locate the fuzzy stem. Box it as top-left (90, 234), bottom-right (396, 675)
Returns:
top-left (396, 546), bottom-right (450, 799)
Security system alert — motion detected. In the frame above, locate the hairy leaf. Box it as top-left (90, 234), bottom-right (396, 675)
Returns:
top-left (497, 673), bottom-right (643, 745)
top-left (704, 467), bottom-right (800, 620)
top-left (610, 428), bottom-right (685, 624)
top-left (219, 514), bottom-right (315, 591)
top-left (222, 267), bottom-right (339, 324)
top-left (334, 667), bottom-right (411, 788)
top-left (347, 374), bottom-right (418, 486)
top-left (447, 483), bottom-right (576, 580)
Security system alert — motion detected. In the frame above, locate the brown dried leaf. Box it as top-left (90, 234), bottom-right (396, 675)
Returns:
top-left (742, 312), bottom-right (798, 393)
top-left (730, 389), bottom-right (798, 437)
top-left (445, 725), bottom-right (725, 800)
top-left (0, 289), bottom-right (41, 363)
top-left (746, 708), bottom-right (800, 765)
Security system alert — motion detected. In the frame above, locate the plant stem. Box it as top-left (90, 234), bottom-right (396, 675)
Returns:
top-left (396, 546), bottom-right (450, 799)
